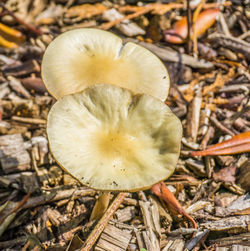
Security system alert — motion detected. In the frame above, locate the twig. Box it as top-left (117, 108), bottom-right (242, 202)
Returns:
top-left (81, 192), bottom-right (128, 251)
top-left (208, 33), bottom-right (250, 60)
top-left (118, 2), bottom-right (231, 16)
top-left (200, 126), bottom-right (215, 149)
top-left (186, 0), bottom-right (192, 54)
top-left (100, 6), bottom-right (153, 30)
top-left (192, 0), bottom-right (206, 55)
top-left (0, 192), bottom-right (31, 225)
top-left (218, 12), bottom-right (231, 36)
top-left (124, 38), bottom-right (214, 69)
top-left (0, 3), bottom-right (43, 36)
top-left (22, 187), bottom-right (95, 209)
top-left (11, 116), bottom-right (46, 125)
top-left (210, 114), bottom-right (235, 136)
top-left (186, 87), bottom-right (202, 142)
top-left (0, 192), bottom-right (31, 237)
top-left (238, 30), bottom-right (250, 40)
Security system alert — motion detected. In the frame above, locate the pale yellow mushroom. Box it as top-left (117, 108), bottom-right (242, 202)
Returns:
top-left (41, 28), bottom-right (170, 101)
top-left (47, 85), bottom-right (182, 192)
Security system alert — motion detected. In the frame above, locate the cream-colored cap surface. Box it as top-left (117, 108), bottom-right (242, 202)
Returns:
top-left (42, 28), bottom-right (169, 101)
top-left (47, 85), bottom-right (182, 191)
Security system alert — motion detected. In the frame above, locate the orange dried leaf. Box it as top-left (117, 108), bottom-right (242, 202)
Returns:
top-left (164, 8), bottom-right (220, 44)
top-left (191, 131), bottom-right (250, 156)
top-left (151, 182), bottom-right (197, 228)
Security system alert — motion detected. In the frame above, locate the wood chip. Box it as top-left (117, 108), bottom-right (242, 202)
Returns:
top-left (162, 238), bottom-right (185, 251)
top-left (95, 223), bottom-right (132, 251)
top-left (201, 215), bottom-right (250, 233)
top-left (0, 134), bottom-right (31, 173)
top-left (139, 198), bottom-right (161, 251)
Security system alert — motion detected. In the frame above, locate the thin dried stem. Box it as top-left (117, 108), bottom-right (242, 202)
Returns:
top-left (192, 0), bottom-right (206, 55)
top-left (100, 6), bottom-right (153, 30)
top-left (186, 0), bottom-right (192, 54)
top-left (81, 192), bottom-right (128, 251)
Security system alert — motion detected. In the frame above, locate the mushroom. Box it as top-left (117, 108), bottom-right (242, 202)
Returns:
top-left (43, 29), bottom-right (183, 244)
top-left (42, 28), bottom-right (172, 221)
top-left (47, 84), bottom-right (182, 191)
top-left (47, 84), bottom-right (182, 222)
top-left (41, 28), bottom-right (170, 102)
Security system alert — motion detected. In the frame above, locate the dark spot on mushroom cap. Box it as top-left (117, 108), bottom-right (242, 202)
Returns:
top-left (163, 76), bottom-right (166, 79)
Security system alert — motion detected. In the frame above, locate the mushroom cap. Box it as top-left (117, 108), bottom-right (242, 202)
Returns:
top-left (41, 28), bottom-right (169, 101)
top-left (47, 84), bottom-right (182, 191)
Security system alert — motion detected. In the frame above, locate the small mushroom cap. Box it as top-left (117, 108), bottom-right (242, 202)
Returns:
top-left (41, 28), bottom-right (169, 101)
top-left (47, 84), bottom-right (182, 191)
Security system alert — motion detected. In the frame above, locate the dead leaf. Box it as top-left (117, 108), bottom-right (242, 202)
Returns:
top-left (191, 131), bottom-right (250, 156)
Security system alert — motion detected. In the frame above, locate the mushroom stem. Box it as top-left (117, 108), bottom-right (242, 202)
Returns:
top-left (81, 192), bottom-right (128, 251)
top-left (90, 191), bottom-right (111, 221)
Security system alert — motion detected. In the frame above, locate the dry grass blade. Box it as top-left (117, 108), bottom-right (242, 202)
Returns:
top-left (0, 23), bottom-right (24, 40)
top-left (0, 35), bottom-right (18, 48)
top-left (191, 131), bottom-right (250, 156)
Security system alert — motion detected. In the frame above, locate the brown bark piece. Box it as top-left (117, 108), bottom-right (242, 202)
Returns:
top-left (201, 215), bottom-right (250, 234)
top-left (237, 160), bottom-right (250, 192)
top-left (8, 76), bottom-right (31, 99)
top-left (0, 134), bottom-right (31, 173)
top-left (114, 206), bottom-right (136, 223)
top-left (210, 234), bottom-right (250, 247)
top-left (3, 59), bottom-right (40, 77)
top-left (185, 158), bottom-right (206, 177)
